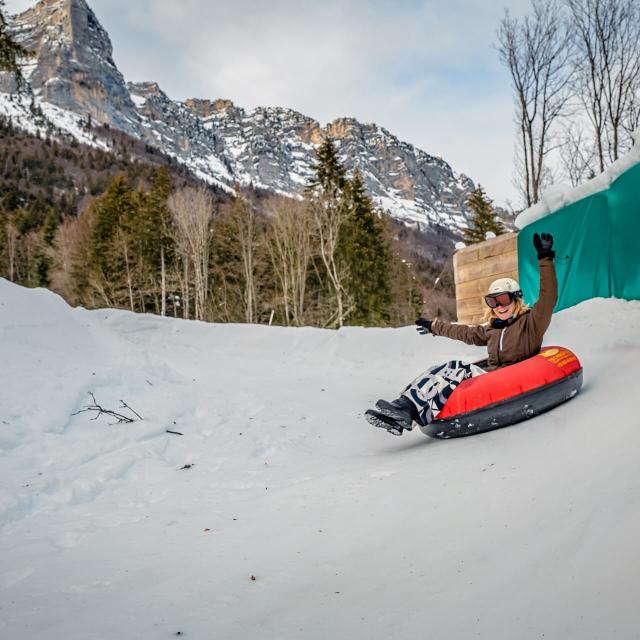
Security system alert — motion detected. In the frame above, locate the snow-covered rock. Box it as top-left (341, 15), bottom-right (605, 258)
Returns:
top-left (10, 0), bottom-right (139, 136)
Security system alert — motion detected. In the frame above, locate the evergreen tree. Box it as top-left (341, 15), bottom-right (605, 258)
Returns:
top-left (131, 167), bottom-right (174, 274)
top-left (462, 186), bottom-right (505, 245)
top-left (88, 175), bottom-right (137, 306)
top-left (386, 237), bottom-right (423, 326)
top-left (116, 169), bottom-right (177, 313)
top-left (212, 202), bottom-right (243, 322)
top-left (341, 170), bottom-right (392, 325)
top-left (306, 139), bottom-right (393, 327)
top-left (42, 209), bottom-right (59, 246)
top-left (27, 244), bottom-right (48, 287)
top-left (306, 137), bottom-right (346, 198)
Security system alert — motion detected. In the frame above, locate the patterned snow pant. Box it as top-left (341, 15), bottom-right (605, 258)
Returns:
top-left (401, 360), bottom-right (486, 426)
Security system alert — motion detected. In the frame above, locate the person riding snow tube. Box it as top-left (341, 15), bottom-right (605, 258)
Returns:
top-left (419, 345), bottom-right (583, 438)
top-left (365, 232), bottom-right (578, 436)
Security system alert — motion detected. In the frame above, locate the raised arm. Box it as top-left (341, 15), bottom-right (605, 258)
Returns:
top-left (530, 233), bottom-right (558, 336)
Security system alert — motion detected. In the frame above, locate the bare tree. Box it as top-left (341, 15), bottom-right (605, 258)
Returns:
top-left (50, 211), bottom-right (95, 306)
top-left (309, 194), bottom-right (352, 328)
top-left (233, 198), bottom-right (260, 324)
top-left (497, 0), bottom-right (573, 206)
top-left (559, 121), bottom-right (598, 186)
top-left (177, 248), bottom-right (190, 320)
top-left (160, 244), bottom-right (166, 316)
top-left (4, 221), bottom-right (17, 281)
top-left (566, 0), bottom-right (640, 170)
top-left (168, 187), bottom-right (215, 321)
top-left (266, 196), bottom-right (313, 326)
top-left (117, 228), bottom-right (135, 312)
top-left (623, 93), bottom-right (640, 143)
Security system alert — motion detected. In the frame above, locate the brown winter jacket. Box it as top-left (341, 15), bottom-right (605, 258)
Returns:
top-left (431, 257), bottom-right (557, 371)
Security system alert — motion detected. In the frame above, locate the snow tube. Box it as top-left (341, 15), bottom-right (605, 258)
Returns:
top-left (420, 346), bottom-right (583, 439)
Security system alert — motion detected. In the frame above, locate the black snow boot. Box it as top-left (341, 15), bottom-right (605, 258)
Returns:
top-left (375, 396), bottom-right (419, 430)
top-left (365, 409), bottom-right (406, 436)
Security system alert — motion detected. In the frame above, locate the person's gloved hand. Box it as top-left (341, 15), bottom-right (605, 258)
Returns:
top-left (533, 232), bottom-right (555, 259)
top-left (415, 317), bottom-right (433, 335)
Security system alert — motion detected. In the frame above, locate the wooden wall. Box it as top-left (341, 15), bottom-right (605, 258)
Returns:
top-left (453, 232), bottom-right (519, 324)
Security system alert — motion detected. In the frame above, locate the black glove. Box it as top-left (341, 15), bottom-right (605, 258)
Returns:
top-left (533, 232), bottom-right (555, 259)
top-left (415, 317), bottom-right (433, 335)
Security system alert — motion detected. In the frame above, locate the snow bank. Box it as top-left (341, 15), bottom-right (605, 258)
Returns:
top-left (2, 278), bottom-right (640, 639)
top-left (515, 127), bottom-right (640, 229)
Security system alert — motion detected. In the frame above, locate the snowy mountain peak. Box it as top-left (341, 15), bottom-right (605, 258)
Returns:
top-left (2, 0), bottom-right (484, 234)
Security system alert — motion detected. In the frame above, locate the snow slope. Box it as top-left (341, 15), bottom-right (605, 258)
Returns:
top-left (1, 278), bottom-right (640, 639)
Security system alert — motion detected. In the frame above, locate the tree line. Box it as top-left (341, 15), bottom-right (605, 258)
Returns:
top-left (1, 136), bottom-right (425, 327)
top-left (497, 0), bottom-right (640, 207)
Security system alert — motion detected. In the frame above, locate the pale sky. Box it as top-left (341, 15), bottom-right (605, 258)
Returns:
top-left (6, 0), bottom-right (533, 207)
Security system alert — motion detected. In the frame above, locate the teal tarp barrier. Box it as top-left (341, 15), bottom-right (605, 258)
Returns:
top-left (518, 162), bottom-right (640, 312)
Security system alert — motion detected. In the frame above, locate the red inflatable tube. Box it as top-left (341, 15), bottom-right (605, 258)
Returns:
top-left (420, 346), bottom-right (583, 439)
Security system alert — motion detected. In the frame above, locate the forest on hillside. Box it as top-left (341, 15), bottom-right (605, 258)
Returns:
top-left (0, 116), bottom-right (459, 326)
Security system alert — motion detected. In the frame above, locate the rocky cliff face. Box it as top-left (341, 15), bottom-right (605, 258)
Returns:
top-left (3, 0), bottom-right (481, 234)
top-left (10, 0), bottom-right (139, 135)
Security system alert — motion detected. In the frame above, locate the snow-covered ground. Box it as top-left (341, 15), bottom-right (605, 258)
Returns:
top-left (1, 278), bottom-right (640, 639)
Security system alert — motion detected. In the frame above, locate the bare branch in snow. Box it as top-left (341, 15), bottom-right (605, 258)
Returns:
top-left (72, 392), bottom-right (142, 424)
